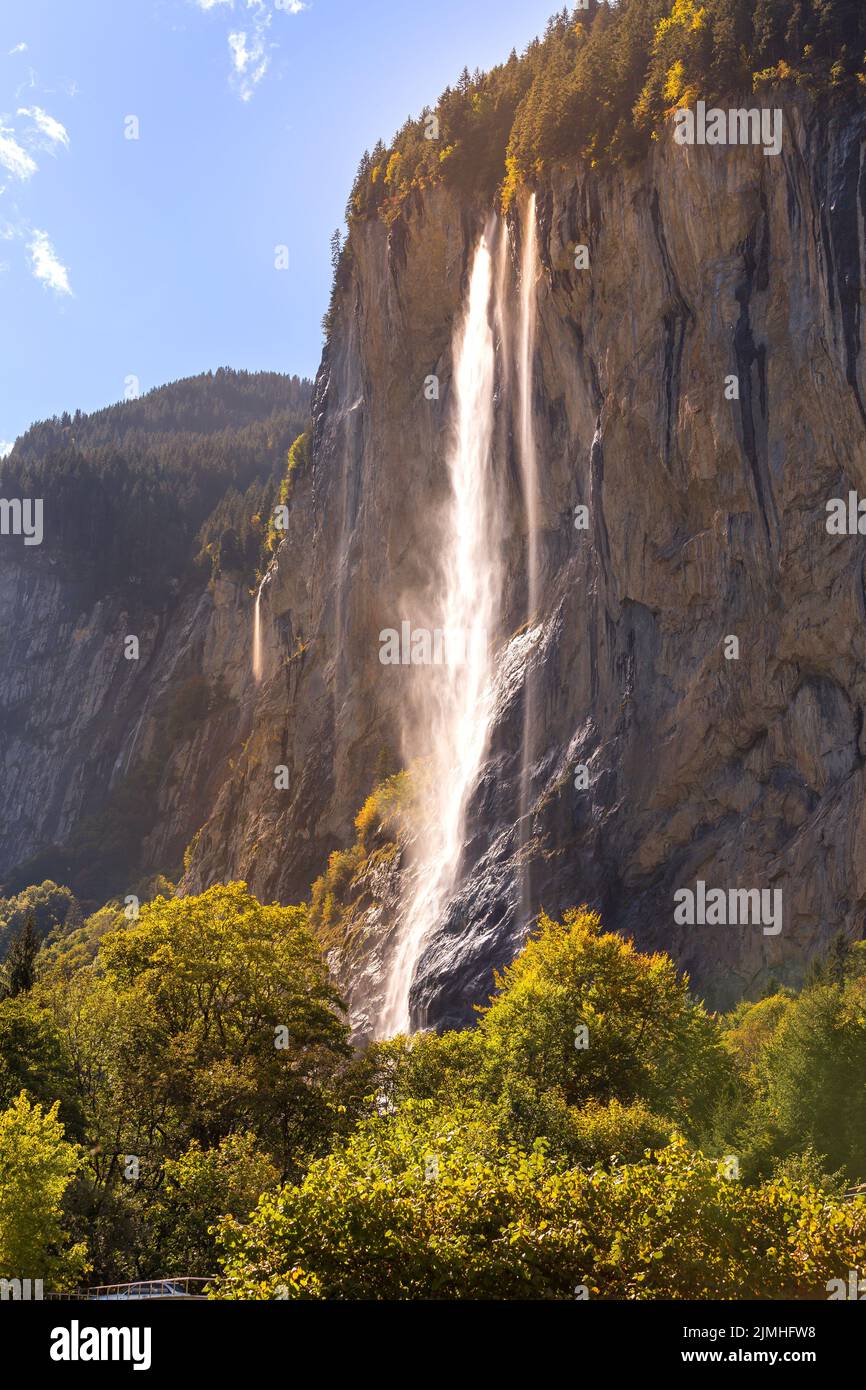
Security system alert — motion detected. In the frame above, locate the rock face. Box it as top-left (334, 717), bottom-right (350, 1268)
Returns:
top-left (188, 89), bottom-right (866, 1028)
top-left (5, 91), bottom-right (866, 1030)
top-left (0, 371), bottom-right (310, 904)
top-left (0, 552), bottom-right (261, 898)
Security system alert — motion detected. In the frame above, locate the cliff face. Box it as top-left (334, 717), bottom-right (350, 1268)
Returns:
top-left (185, 90), bottom-right (866, 1028)
top-left (0, 552), bottom-right (259, 897)
top-left (0, 371), bottom-right (310, 902)
top-left (5, 92), bottom-right (866, 1031)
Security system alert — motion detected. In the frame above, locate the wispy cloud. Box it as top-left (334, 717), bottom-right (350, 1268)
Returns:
top-left (28, 228), bottom-right (72, 296)
top-left (8, 42), bottom-right (28, 56)
top-left (192, 0), bottom-right (306, 101)
top-left (0, 441), bottom-right (13, 458)
top-left (0, 125), bottom-right (37, 180)
top-left (2, 60), bottom-right (75, 303)
top-left (228, 26), bottom-right (270, 101)
top-left (17, 105), bottom-right (70, 151)
top-left (245, 0), bottom-right (308, 15)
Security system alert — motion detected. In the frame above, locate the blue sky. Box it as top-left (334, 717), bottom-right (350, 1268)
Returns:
top-left (0, 0), bottom-right (556, 449)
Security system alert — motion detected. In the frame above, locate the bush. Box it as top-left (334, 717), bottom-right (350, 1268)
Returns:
top-left (477, 908), bottom-right (726, 1129)
top-left (152, 1134), bottom-right (280, 1277)
top-left (214, 1102), bottom-right (866, 1300)
top-left (0, 1091), bottom-right (88, 1288)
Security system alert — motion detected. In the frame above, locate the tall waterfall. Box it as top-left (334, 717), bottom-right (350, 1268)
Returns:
top-left (252, 576), bottom-right (266, 684)
top-left (518, 194), bottom-right (539, 619)
top-left (517, 194), bottom-right (539, 913)
top-left (377, 231), bottom-right (501, 1036)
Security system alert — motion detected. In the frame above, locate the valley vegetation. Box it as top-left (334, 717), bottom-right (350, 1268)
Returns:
top-left (1, 880), bottom-right (865, 1298)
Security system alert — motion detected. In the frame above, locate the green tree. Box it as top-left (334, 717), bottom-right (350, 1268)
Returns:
top-left (477, 908), bottom-right (725, 1129)
top-left (214, 1102), bottom-right (866, 1300)
top-left (3, 914), bottom-right (39, 996)
top-left (97, 883), bottom-right (351, 1174)
top-left (151, 1133), bottom-right (280, 1277)
top-left (0, 995), bottom-right (83, 1135)
top-left (0, 1091), bottom-right (88, 1287)
top-left (0, 882), bottom-right (80, 959)
top-left (758, 982), bottom-right (866, 1177)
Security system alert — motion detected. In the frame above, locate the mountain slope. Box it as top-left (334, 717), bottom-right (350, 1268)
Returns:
top-left (0, 369), bottom-right (311, 901)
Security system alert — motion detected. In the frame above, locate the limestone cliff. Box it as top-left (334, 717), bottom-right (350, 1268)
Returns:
top-left (184, 90), bottom-right (866, 1028)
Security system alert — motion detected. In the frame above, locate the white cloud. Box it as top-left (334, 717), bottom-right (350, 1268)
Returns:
top-left (228, 27), bottom-right (270, 101)
top-left (28, 229), bottom-right (72, 296)
top-left (193, 0), bottom-right (306, 100)
top-left (0, 441), bottom-right (13, 458)
top-left (17, 105), bottom-right (70, 150)
top-left (15, 68), bottom-right (36, 101)
top-left (0, 126), bottom-right (37, 180)
top-left (8, 42), bottom-right (28, 55)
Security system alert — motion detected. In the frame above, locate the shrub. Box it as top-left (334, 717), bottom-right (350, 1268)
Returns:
top-left (214, 1103), bottom-right (866, 1300)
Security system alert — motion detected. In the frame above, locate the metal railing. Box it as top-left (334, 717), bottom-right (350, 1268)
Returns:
top-left (45, 1276), bottom-right (217, 1301)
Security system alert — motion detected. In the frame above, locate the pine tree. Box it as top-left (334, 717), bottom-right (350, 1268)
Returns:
top-left (825, 931), bottom-right (852, 986)
top-left (329, 228), bottom-right (342, 273)
top-left (804, 931), bottom-right (852, 989)
top-left (5, 914), bottom-right (39, 997)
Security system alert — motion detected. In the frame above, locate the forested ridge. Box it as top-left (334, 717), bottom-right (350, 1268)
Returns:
top-left (347, 0), bottom-right (866, 222)
top-left (0, 369), bottom-right (312, 910)
top-left (1, 369), bottom-right (311, 599)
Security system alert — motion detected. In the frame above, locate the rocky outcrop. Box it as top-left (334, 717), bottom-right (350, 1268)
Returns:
top-left (0, 550), bottom-right (260, 899)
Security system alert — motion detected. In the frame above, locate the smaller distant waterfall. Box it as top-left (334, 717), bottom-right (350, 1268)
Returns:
top-left (252, 576), bottom-right (267, 684)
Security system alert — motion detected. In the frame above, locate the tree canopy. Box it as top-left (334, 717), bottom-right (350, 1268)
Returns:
top-left (0, 369), bottom-right (311, 600)
top-left (347, 0), bottom-right (866, 221)
top-left (3, 885), bottom-right (866, 1294)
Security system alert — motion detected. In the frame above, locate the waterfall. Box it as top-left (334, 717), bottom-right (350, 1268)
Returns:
top-left (517, 194), bottom-right (539, 916)
top-left (252, 576), bottom-right (266, 684)
top-left (377, 230), bottom-right (501, 1036)
top-left (494, 217), bottom-right (511, 389)
top-left (518, 194), bottom-right (539, 618)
